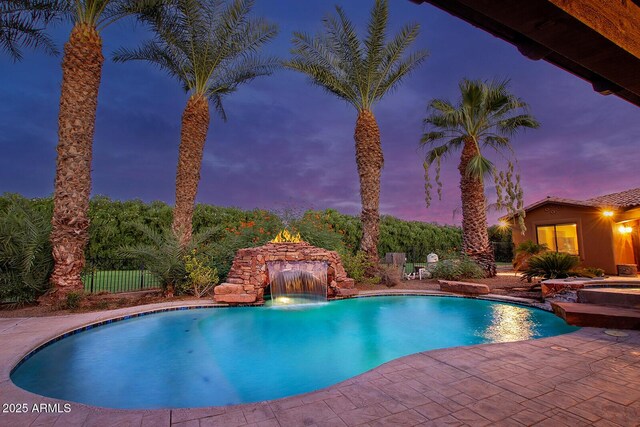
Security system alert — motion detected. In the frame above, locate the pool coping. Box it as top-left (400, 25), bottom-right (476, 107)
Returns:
top-left (1, 295), bottom-right (638, 426)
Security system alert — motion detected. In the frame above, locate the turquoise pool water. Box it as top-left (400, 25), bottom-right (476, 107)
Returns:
top-left (11, 296), bottom-right (577, 409)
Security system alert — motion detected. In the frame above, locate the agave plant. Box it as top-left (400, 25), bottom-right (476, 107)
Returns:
top-left (521, 251), bottom-right (580, 281)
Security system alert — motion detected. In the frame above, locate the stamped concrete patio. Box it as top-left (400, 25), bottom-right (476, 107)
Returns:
top-left (1, 297), bottom-right (639, 426)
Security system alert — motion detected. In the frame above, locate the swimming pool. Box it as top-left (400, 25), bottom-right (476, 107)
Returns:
top-left (11, 296), bottom-right (577, 409)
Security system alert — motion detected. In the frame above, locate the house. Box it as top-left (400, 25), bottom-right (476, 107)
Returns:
top-left (510, 188), bottom-right (640, 275)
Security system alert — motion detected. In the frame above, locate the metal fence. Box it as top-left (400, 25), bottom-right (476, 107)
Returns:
top-left (82, 259), bottom-right (161, 294)
top-left (391, 241), bottom-right (513, 265)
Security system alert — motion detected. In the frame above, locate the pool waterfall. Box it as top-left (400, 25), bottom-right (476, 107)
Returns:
top-left (267, 261), bottom-right (328, 305)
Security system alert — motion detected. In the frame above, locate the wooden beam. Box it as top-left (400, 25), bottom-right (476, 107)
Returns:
top-left (409, 0), bottom-right (640, 107)
top-left (549, 0), bottom-right (640, 59)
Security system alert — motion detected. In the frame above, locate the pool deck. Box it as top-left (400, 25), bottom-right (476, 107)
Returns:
top-left (1, 296), bottom-right (639, 426)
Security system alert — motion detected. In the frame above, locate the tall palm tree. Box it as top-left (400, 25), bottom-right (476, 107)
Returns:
top-left (44, 0), bottom-right (163, 301)
top-left (420, 79), bottom-right (539, 276)
top-left (114, 0), bottom-right (278, 248)
top-left (285, 0), bottom-right (427, 266)
top-left (0, 0), bottom-right (59, 60)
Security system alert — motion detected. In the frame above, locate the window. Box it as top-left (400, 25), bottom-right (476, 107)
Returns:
top-left (536, 223), bottom-right (579, 255)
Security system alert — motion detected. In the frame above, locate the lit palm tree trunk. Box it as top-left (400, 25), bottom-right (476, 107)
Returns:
top-left (172, 94), bottom-right (210, 247)
top-left (458, 139), bottom-right (496, 277)
top-left (49, 24), bottom-right (103, 298)
top-left (355, 109), bottom-right (383, 262)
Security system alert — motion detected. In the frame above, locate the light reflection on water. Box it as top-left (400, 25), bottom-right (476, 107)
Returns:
top-left (482, 304), bottom-right (535, 342)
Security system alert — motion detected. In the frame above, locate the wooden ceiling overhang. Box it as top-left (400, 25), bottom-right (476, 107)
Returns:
top-left (410, 0), bottom-right (640, 107)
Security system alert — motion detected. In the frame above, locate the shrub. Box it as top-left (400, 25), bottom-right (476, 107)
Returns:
top-left (0, 197), bottom-right (53, 304)
top-left (339, 250), bottom-right (378, 284)
top-left (290, 212), bottom-right (345, 252)
top-left (569, 266), bottom-right (605, 278)
top-left (120, 224), bottom-right (221, 296)
top-left (513, 240), bottom-right (549, 272)
top-left (431, 257), bottom-right (485, 280)
top-left (521, 252), bottom-right (580, 281)
top-left (183, 249), bottom-right (219, 297)
top-left (65, 291), bottom-right (83, 310)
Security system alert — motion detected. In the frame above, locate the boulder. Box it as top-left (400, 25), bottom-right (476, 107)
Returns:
top-left (214, 293), bottom-right (257, 304)
top-left (336, 288), bottom-right (359, 297)
top-left (214, 283), bottom-right (244, 295)
top-left (439, 280), bottom-right (489, 295)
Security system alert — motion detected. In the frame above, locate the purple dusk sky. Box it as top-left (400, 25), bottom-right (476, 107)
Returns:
top-left (1, 0), bottom-right (639, 226)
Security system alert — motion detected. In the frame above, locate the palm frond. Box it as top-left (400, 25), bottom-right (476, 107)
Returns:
top-left (465, 154), bottom-right (494, 181)
top-left (114, 0), bottom-right (278, 119)
top-left (113, 40), bottom-right (190, 87)
top-left (373, 48), bottom-right (427, 101)
top-left (286, 0), bottom-right (425, 111)
top-left (498, 114), bottom-right (540, 135)
top-left (363, 0), bottom-right (387, 83)
top-left (423, 144), bottom-right (451, 165)
top-left (0, 0), bottom-right (66, 60)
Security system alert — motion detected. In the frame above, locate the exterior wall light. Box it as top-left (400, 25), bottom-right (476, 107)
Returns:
top-left (603, 210), bottom-right (614, 217)
top-left (618, 225), bottom-right (633, 234)
top-left (498, 220), bottom-right (510, 229)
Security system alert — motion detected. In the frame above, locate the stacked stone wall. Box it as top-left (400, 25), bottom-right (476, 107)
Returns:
top-left (214, 242), bottom-right (357, 304)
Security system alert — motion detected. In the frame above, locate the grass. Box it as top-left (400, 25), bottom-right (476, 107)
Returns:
top-left (82, 270), bottom-right (161, 293)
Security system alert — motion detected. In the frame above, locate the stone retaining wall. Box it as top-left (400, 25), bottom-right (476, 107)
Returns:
top-left (214, 242), bottom-right (357, 304)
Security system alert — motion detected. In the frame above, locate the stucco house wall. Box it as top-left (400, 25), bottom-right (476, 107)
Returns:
top-left (512, 203), bottom-right (618, 274)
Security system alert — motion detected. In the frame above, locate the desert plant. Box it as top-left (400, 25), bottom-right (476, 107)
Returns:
top-left (421, 79), bottom-right (539, 276)
top-left (521, 251), bottom-right (580, 281)
top-left (513, 240), bottom-right (548, 272)
top-left (431, 256), bottom-right (485, 281)
top-left (285, 0), bottom-right (427, 264)
top-left (65, 291), bottom-right (83, 309)
top-left (183, 249), bottom-right (219, 297)
top-left (120, 223), bottom-right (220, 296)
top-left (0, 198), bottom-right (53, 304)
top-left (569, 266), bottom-right (605, 278)
top-left (45, 0), bottom-right (167, 302)
top-left (114, 0), bottom-right (278, 247)
top-left (339, 250), bottom-right (377, 284)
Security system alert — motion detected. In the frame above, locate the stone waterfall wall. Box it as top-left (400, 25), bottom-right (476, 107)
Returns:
top-left (214, 242), bottom-right (357, 304)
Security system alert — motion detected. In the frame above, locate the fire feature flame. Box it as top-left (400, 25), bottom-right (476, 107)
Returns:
top-left (271, 229), bottom-right (302, 243)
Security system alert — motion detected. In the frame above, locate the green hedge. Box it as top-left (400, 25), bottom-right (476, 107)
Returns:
top-left (0, 194), bottom-right (473, 279)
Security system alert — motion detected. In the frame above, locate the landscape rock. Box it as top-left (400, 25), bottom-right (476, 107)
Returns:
top-left (439, 280), bottom-right (490, 295)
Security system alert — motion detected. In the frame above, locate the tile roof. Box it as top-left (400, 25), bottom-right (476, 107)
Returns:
top-left (588, 187), bottom-right (640, 208)
top-left (523, 187), bottom-right (640, 213)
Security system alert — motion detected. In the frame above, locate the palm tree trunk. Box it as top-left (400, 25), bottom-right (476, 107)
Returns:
top-left (48, 23), bottom-right (104, 301)
top-left (172, 94), bottom-right (210, 247)
top-left (354, 109), bottom-right (383, 266)
top-left (458, 138), bottom-right (496, 277)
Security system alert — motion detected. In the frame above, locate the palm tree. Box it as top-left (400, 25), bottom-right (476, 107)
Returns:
top-left (114, 0), bottom-right (278, 248)
top-left (420, 79), bottom-right (539, 276)
top-left (0, 0), bottom-right (59, 60)
top-left (284, 0), bottom-right (427, 266)
top-left (44, 0), bottom-right (163, 302)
